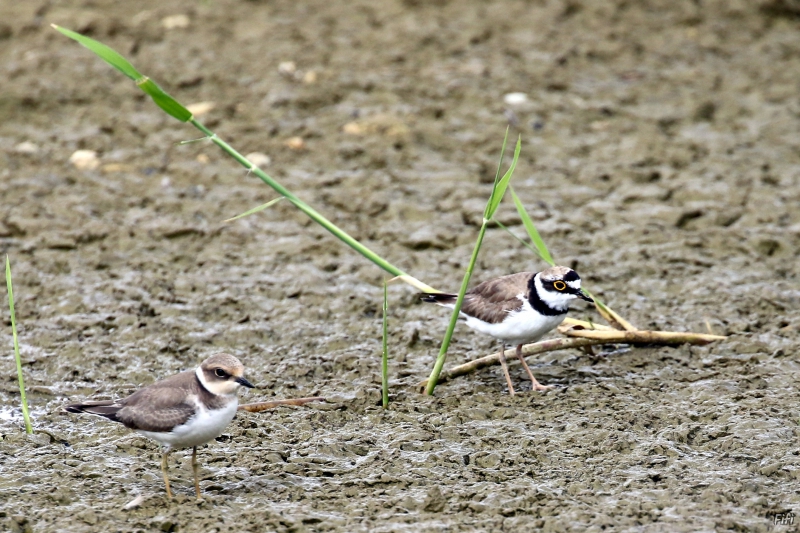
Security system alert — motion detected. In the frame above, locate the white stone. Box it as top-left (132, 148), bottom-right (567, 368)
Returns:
top-left (503, 92), bottom-right (529, 105)
top-left (69, 150), bottom-right (100, 170)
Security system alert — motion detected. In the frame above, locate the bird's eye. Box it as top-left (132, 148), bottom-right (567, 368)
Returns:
top-left (214, 368), bottom-right (227, 378)
top-left (553, 280), bottom-right (566, 291)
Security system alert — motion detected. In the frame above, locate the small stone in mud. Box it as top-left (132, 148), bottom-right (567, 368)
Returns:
top-left (245, 152), bottom-right (272, 168)
top-left (284, 137), bottom-right (306, 150)
top-left (161, 14), bottom-right (190, 29)
top-left (186, 101), bottom-right (215, 117)
top-left (278, 61), bottom-right (297, 75)
top-left (69, 150), bottom-right (100, 170)
top-left (13, 141), bottom-right (39, 154)
top-left (503, 92), bottom-right (528, 105)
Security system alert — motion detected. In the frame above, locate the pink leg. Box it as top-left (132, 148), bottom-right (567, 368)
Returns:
top-left (517, 344), bottom-right (553, 391)
top-left (498, 344), bottom-right (516, 396)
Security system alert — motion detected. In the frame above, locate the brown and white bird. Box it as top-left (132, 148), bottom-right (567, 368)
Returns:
top-left (65, 353), bottom-right (254, 499)
top-left (422, 266), bottom-right (592, 395)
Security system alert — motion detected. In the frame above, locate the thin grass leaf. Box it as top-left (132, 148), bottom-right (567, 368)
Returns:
top-left (53, 25), bottom-right (191, 122)
top-left (224, 197), bottom-right (284, 222)
top-left (426, 135), bottom-right (522, 394)
top-left (381, 282), bottom-right (389, 409)
top-left (492, 219), bottom-right (551, 263)
top-left (136, 78), bottom-right (193, 122)
top-left (52, 25), bottom-right (142, 80)
top-left (485, 136), bottom-right (522, 219)
top-left (54, 26), bottom-right (440, 295)
top-left (425, 223), bottom-right (488, 395)
top-left (510, 187), bottom-right (555, 266)
top-left (387, 275), bottom-right (439, 294)
top-left (6, 256), bottom-right (32, 434)
top-left (483, 128), bottom-right (511, 220)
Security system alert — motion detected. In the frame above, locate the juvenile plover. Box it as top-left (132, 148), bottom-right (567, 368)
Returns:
top-left (65, 353), bottom-right (254, 499)
top-left (422, 266), bottom-right (592, 395)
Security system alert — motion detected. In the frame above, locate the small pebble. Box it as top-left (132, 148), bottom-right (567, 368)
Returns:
top-left (186, 101), bottom-right (215, 116)
top-left (245, 152), bottom-right (271, 167)
top-left (278, 61), bottom-right (297, 75)
top-left (284, 137), bottom-right (305, 150)
top-left (13, 141), bottom-right (39, 154)
top-left (503, 92), bottom-right (528, 105)
top-left (69, 150), bottom-right (100, 170)
top-left (303, 70), bottom-right (318, 84)
top-left (161, 14), bottom-right (190, 29)
top-left (343, 122), bottom-right (363, 135)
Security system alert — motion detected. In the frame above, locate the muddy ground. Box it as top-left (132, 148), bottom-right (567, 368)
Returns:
top-left (1, 0), bottom-right (799, 531)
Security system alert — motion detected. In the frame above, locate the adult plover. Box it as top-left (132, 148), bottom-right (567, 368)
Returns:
top-left (422, 266), bottom-right (592, 395)
top-left (65, 353), bottom-right (254, 499)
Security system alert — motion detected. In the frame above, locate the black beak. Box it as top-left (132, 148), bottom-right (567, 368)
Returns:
top-left (577, 289), bottom-right (593, 302)
top-left (236, 376), bottom-right (255, 389)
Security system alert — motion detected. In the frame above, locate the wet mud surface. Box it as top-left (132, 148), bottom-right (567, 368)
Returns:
top-left (1, 0), bottom-right (800, 531)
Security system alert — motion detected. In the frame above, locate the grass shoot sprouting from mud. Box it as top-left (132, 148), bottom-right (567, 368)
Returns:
top-left (6, 256), bottom-right (32, 434)
top-left (424, 132), bottom-right (521, 395)
top-left (382, 282), bottom-right (389, 409)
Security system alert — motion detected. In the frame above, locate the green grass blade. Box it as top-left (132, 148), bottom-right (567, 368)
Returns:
top-left (510, 187), bottom-right (555, 266)
top-left (485, 136), bottom-right (522, 219)
top-left (52, 24), bottom-right (141, 80)
top-left (381, 282), bottom-right (389, 409)
top-left (425, 223), bottom-right (488, 395)
top-left (6, 256), bottom-right (32, 434)
top-left (54, 25), bottom-right (191, 122)
top-left (224, 197), bottom-right (284, 222)
top-left (136, 78), bottom-right (193, 122)
top-left (53, 26), bottom-right (442, 294)
top-left (483, 128), bottom-right (510, 220)
top-left (188, 120), bottom-right (440, 292)
top-left (492, 219), bottom-right (550, 263)
top-left (426, 136), bottom-right (521, 394)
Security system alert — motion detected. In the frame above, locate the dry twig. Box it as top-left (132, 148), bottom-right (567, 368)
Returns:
top-left (238, 396), bottom-right (325, 412)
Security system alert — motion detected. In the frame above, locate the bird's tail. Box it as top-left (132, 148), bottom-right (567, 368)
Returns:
top-left (419, 292), bottom-right (458, 305)
top-left (64, 400), bottom-right (122, 422)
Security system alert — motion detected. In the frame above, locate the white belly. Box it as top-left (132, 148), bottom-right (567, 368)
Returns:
top-left (463, 299), bottom-right (566, 346)
top-left (138, 398), bottom-right (238, 450)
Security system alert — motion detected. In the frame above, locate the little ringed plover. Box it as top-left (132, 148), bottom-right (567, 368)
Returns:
top-left (65, 353), bottom-right (254, 499)
top-left (422, 266), bottom-right (592, 395)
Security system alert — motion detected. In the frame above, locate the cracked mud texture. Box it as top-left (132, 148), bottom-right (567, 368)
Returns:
top-left (1, 0), bottom-right (799, 531)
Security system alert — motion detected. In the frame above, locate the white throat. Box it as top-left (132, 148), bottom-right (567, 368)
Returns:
top-left (534, 274), bottom-right (577, 312)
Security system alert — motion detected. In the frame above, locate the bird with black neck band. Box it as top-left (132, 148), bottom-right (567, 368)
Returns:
top-left (422, 266), bottom-right (593, 395)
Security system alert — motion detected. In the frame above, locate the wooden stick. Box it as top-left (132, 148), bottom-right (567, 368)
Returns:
top-left (238, 396), bottom-right (325, 413)
top-left (417, 337), bottom-right (604, 389)
top-left (558, 325), bottom-right (726, 344)
top-left (417, 328), bottom-right (726, 389)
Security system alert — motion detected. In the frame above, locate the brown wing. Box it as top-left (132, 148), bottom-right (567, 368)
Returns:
top-left (115, 371), bottom-right (199, 432)
top-left (460, 272), bottom-right (534, 324)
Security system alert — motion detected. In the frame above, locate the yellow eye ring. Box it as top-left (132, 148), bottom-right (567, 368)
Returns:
top-left (553, 280), bottom-right (566, 291)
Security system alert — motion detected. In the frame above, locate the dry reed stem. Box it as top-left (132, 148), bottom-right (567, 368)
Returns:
top-left (558, 325), bottom-right (726, 344)
top-left (238, 396), bottom-right (325, 412)
top-left (417, 326), bottom-right (725, 389)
